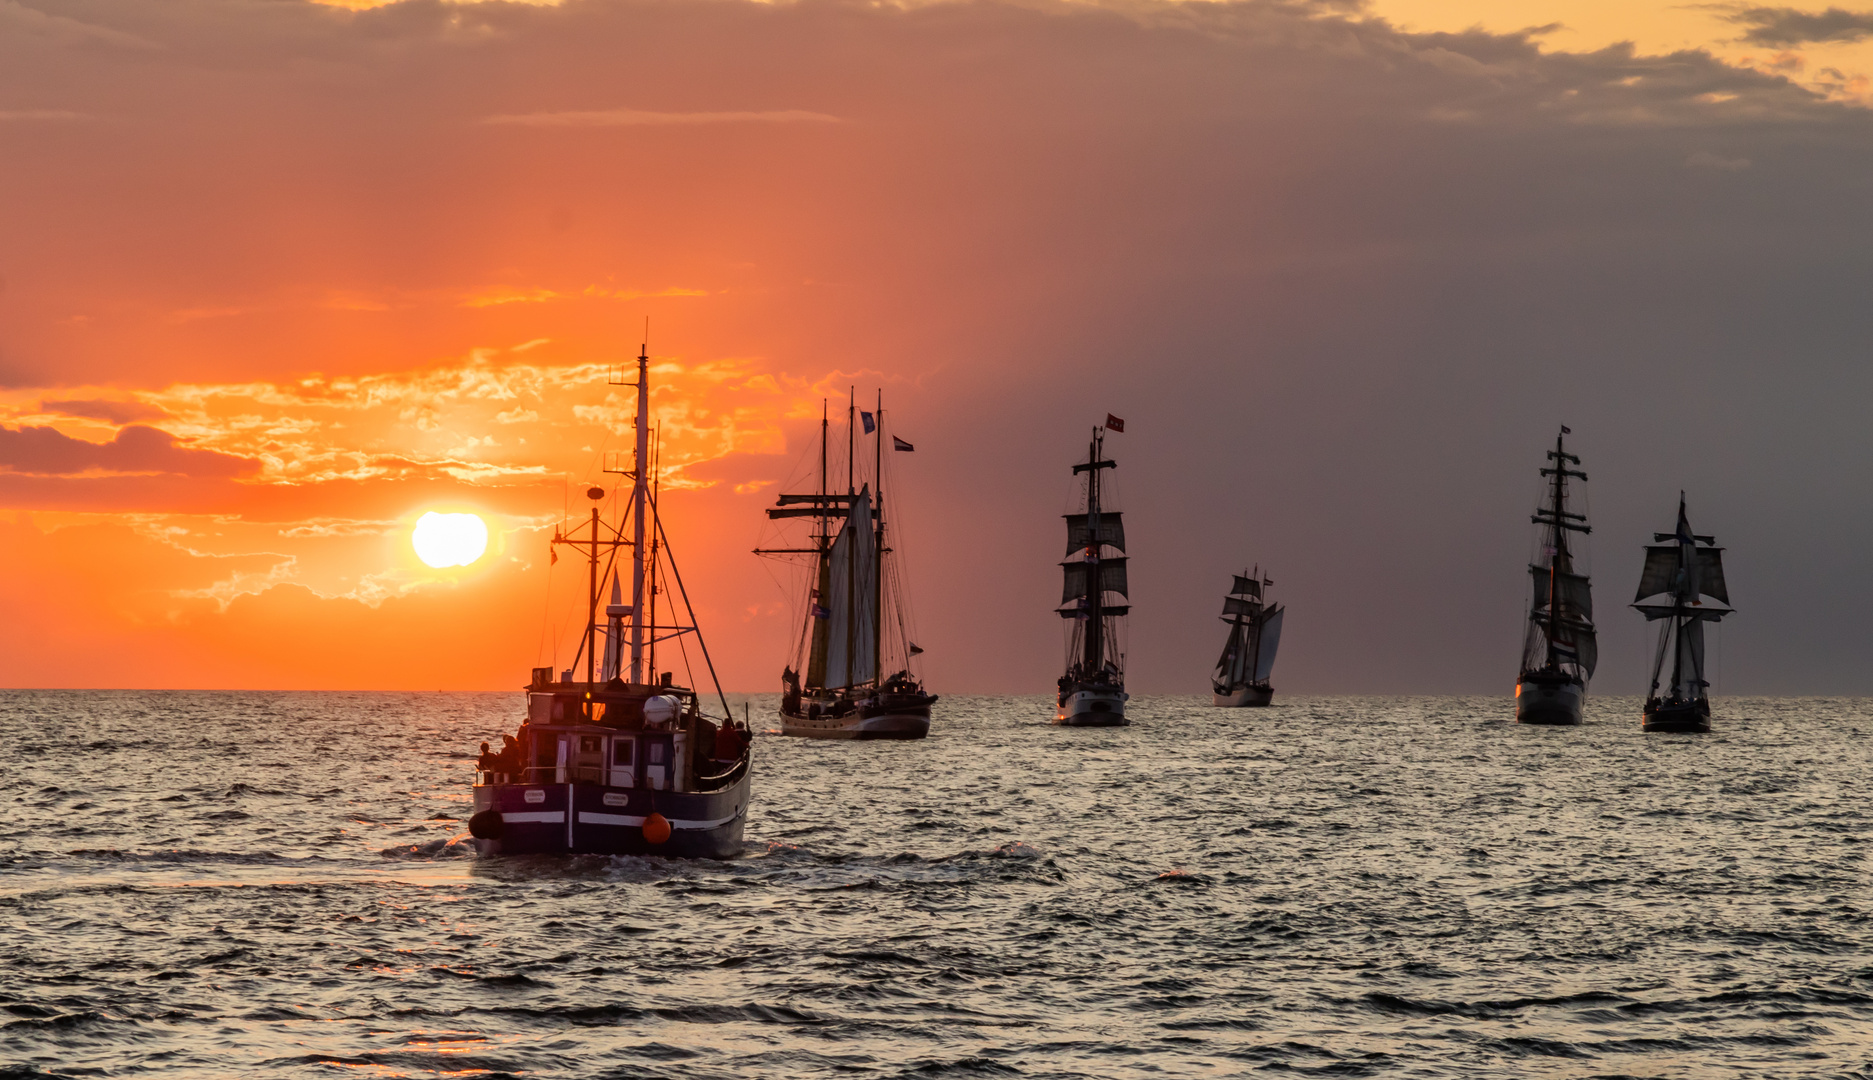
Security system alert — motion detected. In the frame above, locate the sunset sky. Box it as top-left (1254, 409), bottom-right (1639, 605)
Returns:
top-left (2, 0), bottom-right (1872, 694)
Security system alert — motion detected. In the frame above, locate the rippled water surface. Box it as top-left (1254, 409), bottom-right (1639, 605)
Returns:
top-left (3, 691), bottom-right (1872, 1078)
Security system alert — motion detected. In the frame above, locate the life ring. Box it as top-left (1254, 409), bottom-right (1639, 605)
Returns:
top-left (467, 809), bottom-right (505, 840)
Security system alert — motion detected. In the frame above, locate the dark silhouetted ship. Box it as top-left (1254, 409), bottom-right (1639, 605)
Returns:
top-left (1213, 568), bottom-right (1283, 707)
top-left (1516, 429), bottom-right (1597, 724)
top-left (1632, 494), bottom-right (1732, 733)
top-left (1056, 423), bottom-right (1129, 725)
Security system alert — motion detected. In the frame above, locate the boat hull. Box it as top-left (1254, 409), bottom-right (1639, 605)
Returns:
top-left (1213, 684), bottom-right (1273, 708)
top-left (469, 768), bottom-right (749, 859)
top-left (1642, 698), bottom-right (1711, 733)
top-left (1055, 685), bottom-right (1128, 725)
top-left (779, 691), bottom-right (934, 740)
top-left (1515, 675), bottom-right (1584, 725)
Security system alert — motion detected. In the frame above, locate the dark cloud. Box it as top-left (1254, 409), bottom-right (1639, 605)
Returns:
top-left (0, 425), bottom-right (256, 478)
top-left (40, 398), bottom-right (170, 425)
top-left (1714, 5), bottom-right (1873, 46)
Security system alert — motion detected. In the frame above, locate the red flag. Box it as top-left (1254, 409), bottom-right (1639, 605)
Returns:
top-left (1105, 414), bottom-right (1125, 432)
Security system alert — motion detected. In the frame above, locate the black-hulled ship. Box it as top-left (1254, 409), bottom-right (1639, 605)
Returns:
top-left (1632, 494), bottom-right (1732, 733)
top-left (1213, 568), bottom-right (1283, 707)
top-left (1056, 422), bottom-right (1129, 725)
top-left (466, 343), bottom-right (752, 858)
top-left (1516, 429), bottom-right (1598, 724)
top-left (758, 393), bottom-right (935, 739)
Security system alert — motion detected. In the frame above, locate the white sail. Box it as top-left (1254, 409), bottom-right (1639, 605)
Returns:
top-left (1673, 616), bottom-right (1706, 697)
top-left (822, 486), bottom-right (877, 690)
top-left (1253, 606), bottom-right (1284, 684)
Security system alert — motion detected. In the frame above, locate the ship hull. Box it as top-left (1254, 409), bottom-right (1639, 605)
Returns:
top-left (1055, 685), bottom-right (1128, 725)
top-left (1642, 698), bottom-right (1711, 733)
top-left (1515, 675), bottom-right (1584, 725)
top-left (469, 768), bottom-right (750, 859)
top-left (1213, 684), bottom-right (1273, 708)
top-left (779, 691), bottom-right (935, 740)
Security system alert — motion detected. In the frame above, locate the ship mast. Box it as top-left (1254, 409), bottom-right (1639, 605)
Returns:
top-left (627, 338), bottom-right (651, 685)
top-left (1083, 427), bottom-right (1105, 675)
top-left (874, 389), bottom-right (885, 687)
top-left (1534, 429), bottom-right (1588, 674)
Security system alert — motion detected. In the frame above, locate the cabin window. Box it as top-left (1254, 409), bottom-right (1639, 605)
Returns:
top-left (650, 743), bottom-right (665, 764)
top-left (612, 739), bottom-right (635, 766)
top-left (580, 735), bottom-right (601, 754)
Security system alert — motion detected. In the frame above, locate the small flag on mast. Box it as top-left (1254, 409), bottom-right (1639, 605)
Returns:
top-left (1105, 414), bottom-right (1125, 432)
top-left (1561, 425), bottom-right (1572, 434)
top-left (892, 436), bottom-right (914, 451)
top-left (861, 411), bottom-right (876, 435)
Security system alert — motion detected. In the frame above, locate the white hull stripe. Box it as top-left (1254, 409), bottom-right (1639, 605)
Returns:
top-left (577, 809), bottom-right (743, 830)
top-left (502, 811), bottom-right (566, 824)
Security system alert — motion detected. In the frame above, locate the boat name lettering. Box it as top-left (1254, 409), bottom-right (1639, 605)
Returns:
top-left (603, 792), bottom-right (629, 807)
top-left (524, 789), bottom-right (546, 804)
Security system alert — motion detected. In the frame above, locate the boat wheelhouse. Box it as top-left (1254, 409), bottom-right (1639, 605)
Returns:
top-left (467, 341), bottom-right (752, 858)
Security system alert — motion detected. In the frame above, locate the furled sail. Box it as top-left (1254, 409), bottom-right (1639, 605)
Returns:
top-left (1064, 513), bottom-right (1126, 556)
top-left (819, 486), bottom-right (878, 689)
top-left (1253, 606), bottom-right (1284, 684)
top-left (1231, 575), bottom-right (1262, 599)
top-left (1061, 557), bottom-right (1129, 603)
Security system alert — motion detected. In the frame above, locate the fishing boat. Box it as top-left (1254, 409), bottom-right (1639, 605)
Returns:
top-left (1212, 568), bottom-right (1282, 707)
top-left (465, 342), bottom-right (752, 858)
top-left (1515, 429), bottom-right (1598, 725)
top-left (757, 392), bottom-right (935, 739)
top-left (1632, 494), bottom-right (1732, 733)
top-left (1056, 422), bottom-right (1129, 725)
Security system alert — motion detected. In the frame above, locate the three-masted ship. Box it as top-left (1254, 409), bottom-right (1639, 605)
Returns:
top-left (466, 343), bottom-right (752, 858)
top-left (758, 393), bottom-right (935, 739)
top-left (1056, 424), bottom-right (1129, 725)
top-left (1632, 494), bottom-right (1732, 733)
top-left (1213, 569), bottom-right (1283, 707)
top-left (1516, 429), bottom-right (1598, 724)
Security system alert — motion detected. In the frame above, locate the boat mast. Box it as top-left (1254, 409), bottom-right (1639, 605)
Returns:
top-left (628, 337), bottom-right (650, 685)
top-left (1546, 432), bottom-right (1565, 670)
top-left (845, 388), bottom-right (856, 691)
top-left (1247, 565), bottom-right (1263, 686)
top-left (648, 427), bottom-right (661, 682)
top-left (586, 498), bottom-right (600, 688)
top-left (1084, 427), bottom-right (1104, 677)
top-left (874, 388), bottom-right (884, 688)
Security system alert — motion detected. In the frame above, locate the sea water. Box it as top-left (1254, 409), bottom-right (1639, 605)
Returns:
top-left (2, 691), bottom-right (1870, 1078)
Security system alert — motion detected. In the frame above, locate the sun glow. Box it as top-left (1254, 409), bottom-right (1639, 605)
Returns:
top-left (412, 512), bottom-right (489, 568)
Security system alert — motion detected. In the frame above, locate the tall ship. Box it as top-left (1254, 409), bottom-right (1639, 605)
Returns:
top-left (758, 392), bottom-right (935, 739)
top-left (1212, 569), bottom-right (1282, 707)
top-left (1632, 494), bottom-right (1732, 733)
top-left (1515, 429), bottom-right (1598, 724)
top-left (466, 343), bottom-right (752, 858)
top-left (1056, 422), bottom-right (1129, 725)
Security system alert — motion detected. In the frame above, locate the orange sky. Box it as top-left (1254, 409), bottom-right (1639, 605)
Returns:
top-left (3, 0), bottom-right (1873, 693)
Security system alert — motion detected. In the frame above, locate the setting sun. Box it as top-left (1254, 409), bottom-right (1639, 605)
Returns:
top-left (412, 512), bottom-right (489, 569)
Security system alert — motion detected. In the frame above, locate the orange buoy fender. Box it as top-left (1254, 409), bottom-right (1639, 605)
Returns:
top-left (642, 812), bottom-right (672, 845)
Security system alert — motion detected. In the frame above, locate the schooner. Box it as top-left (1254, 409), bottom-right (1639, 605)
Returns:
top-left (1213, 569), bottom-right (1283, 707)
top-left (758, 392), bottom-right (936, 739)
top-left (1632, 494), bottom-right (1732, 733)
top-left (1055, 423), bottom-right (1129, 725)
top-left (1515, 429), bottom-right (1597, 724)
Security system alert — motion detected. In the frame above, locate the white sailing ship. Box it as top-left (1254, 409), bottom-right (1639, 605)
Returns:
top-left (759, 393), bottom-right (935, 739)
